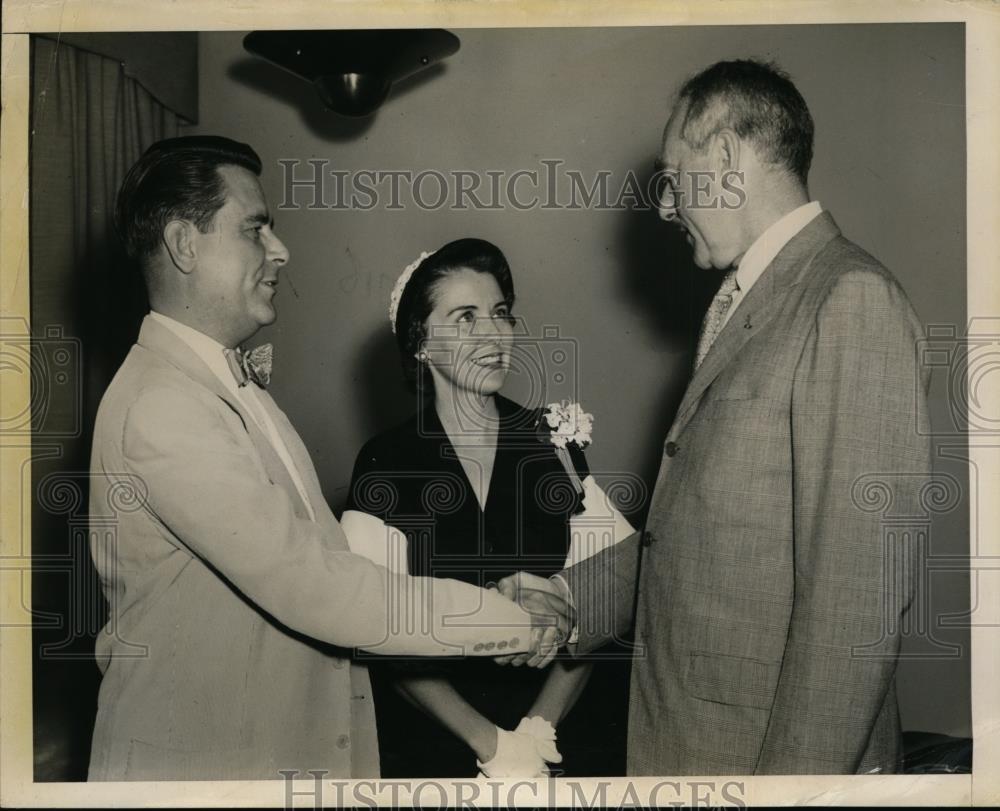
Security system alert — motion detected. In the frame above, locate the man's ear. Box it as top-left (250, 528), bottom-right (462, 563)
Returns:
top-left (161, 220), bottom-right (198, 274)
top-left (712, 128), bottom-right (741, 173)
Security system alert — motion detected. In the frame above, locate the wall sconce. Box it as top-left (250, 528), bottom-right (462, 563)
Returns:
top-left (243, 29), bottom-right (461, 117)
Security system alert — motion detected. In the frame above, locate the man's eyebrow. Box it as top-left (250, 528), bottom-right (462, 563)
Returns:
top-left (245, 212), bottom-right (274, 227)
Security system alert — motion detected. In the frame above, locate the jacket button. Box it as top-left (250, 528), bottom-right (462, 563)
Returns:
top-left (473, 642), bottom-right (484, 652)
top-left (336, 734), bottom-right (351, 749)
top-left (642, 530), bottom-right (656, 547)
top-left (665, 441), bottom-right (679, 457)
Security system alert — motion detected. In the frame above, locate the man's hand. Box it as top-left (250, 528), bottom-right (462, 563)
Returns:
top-left (493, 572), bottom-right (576, 668)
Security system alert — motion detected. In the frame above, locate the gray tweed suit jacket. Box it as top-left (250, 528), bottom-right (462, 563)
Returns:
top-left (564, 211), bottom-right (931, 775)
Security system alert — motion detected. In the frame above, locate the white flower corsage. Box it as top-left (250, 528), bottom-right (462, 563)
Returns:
top-left (536, 400), bottom-right (593, 495)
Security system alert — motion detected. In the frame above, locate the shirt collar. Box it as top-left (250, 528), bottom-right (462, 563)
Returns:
top-left (734, 201), bottom-right (823, 295)
top-left (148, 311), bottom-right (241, 396)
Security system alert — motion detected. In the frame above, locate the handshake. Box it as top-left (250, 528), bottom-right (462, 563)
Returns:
top-left (493, 572), bottom-right (577, 668)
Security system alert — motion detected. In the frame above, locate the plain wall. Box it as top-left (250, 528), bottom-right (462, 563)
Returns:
top-left (191, 24), bottom-right (969, 738)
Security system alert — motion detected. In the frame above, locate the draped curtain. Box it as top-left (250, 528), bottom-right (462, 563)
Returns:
top-left (30, 34), bottom-right (190, 782)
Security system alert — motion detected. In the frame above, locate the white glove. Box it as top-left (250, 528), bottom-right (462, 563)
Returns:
top-left (515, 715), bottom-right (563, 767)
top-left (476, 726), bottom-right (547, 778)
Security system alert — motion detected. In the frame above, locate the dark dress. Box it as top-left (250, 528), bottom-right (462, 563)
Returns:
top-left (345, 394), bottom-right (626, 777)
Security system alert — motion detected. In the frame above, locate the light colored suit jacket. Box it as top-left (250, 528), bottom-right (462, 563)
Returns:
top-left (565, 212), bottom-right (931, 774)
top-left (87, 316), bottom-right (534, 780)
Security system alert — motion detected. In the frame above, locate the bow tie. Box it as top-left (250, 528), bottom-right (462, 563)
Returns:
top-left (225, 344), bottom-right (273, 388)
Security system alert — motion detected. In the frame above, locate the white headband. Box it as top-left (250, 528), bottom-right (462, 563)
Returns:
top-left (388, 250), bottom-right (433, 334)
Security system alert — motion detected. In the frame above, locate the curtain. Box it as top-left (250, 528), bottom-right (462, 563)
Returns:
top-left (29, 35), bottom-right (185, 782)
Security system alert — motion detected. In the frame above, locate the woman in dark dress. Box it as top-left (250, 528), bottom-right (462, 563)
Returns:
top-left (342, 238), bottom-right (633, 778)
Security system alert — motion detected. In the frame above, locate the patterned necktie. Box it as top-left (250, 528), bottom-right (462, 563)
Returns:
top-left (693, 270), bottom-right (739, 371)
top-left (225, 344), bottom-right (273, 388)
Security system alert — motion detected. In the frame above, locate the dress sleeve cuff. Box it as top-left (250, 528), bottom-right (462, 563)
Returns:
top-left (565, 475), bottom-right (636, 569)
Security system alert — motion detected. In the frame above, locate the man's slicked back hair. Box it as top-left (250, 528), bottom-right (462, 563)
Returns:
top-left (114, 135), bottom-right (262, 263)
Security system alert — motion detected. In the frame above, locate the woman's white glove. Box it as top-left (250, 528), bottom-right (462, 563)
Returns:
top-left (515, 716), bottom-right (563, 768)
top-left (476, 726), bottom-right (548, 778)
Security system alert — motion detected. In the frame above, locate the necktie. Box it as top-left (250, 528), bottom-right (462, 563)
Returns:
top-left (693, 271), bottom-right (738, 371)
top-left (225, 344), bottom-right (273, 388)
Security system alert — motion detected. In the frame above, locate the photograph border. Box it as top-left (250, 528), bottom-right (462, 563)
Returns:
top-left (2, 0), bottom-right (997, 806)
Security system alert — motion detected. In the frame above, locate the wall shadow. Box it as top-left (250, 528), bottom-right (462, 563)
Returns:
top-left (612, 170), bottom-right (725, 504)
top-left (28, 165), bottom-right (148, 782)
top-left (31, 208), bottom-right (142, 781)
top-left (345, 326), bottom-right (419, 489)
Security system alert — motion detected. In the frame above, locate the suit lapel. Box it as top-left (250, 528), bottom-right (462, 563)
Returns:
top-left (136, 317), bottom-right (314, 522)
top-left (668, 212), bottom-right (842, 440)
top-left (254, 390), bottom-right (338, 529)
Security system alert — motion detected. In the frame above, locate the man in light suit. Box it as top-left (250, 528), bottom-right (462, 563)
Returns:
top-left (502, 59), bottom-right (931, 775)
top-left (87, 136), bottom-right (566, 780)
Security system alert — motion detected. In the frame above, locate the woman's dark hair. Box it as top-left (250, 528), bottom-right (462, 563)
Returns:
top-left (394, 238), bottom-right (515, 393)
top-left (114, 135), bottom-right (262, 263)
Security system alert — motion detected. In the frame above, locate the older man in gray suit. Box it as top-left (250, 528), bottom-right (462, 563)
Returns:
top-left (502, 59), bottom-right (931, 775)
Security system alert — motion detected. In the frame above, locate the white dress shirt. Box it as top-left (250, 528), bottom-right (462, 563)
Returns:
top-left (149, 311), bottom-right (316, 521)
top-left (721, 200), bottom-right (823, 329)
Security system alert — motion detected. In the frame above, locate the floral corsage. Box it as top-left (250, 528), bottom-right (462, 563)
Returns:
top-left (535, 400), bottom-right (593, 496)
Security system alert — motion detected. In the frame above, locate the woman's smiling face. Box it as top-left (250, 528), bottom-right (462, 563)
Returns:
top-left (420, 268), bottom-right (514, 400)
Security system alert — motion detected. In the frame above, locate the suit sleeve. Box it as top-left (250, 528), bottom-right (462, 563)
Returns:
top-left (120, 386), bottom-right (534, 657)
top-left (559, 530), bottom-right (642, 655)
top-left (754, 270), bottom-right (932, 773)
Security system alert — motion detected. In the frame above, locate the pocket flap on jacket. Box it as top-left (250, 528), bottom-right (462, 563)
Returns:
top-left (685, 651), bottom-right (779, 710)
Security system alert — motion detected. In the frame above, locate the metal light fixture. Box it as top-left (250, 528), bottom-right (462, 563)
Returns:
top-left (243, 29), bottom-right (461, 117)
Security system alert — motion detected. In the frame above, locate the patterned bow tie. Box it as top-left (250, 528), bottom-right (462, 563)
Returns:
top-left (225, 344), bottom-right (273, 388)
